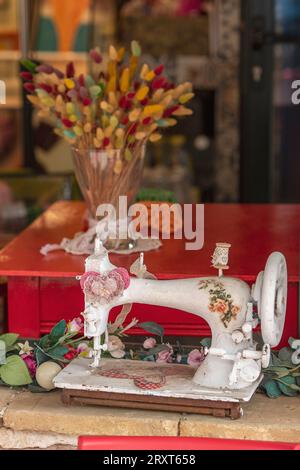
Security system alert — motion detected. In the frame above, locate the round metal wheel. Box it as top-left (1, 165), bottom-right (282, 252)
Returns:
top-left (260, 252), bottom-right (287, 347)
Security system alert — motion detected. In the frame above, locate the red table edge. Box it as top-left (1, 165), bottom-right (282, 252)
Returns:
top-left (0, 269), bottom-right (298, 283)
top-left (77, 436), bottom-right (300, 451)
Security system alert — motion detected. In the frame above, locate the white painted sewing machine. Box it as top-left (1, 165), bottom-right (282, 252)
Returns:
top-left (54, 237), bottom-right (287, 416)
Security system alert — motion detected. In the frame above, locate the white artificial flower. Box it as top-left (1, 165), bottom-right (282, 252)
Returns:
top-left (18, 341), bottom-right (34, 356)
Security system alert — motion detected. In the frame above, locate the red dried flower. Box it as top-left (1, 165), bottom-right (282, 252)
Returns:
top-left (78, 74), bottom-right (85, 87)
top-left (62, 118), bottom-right (73, 128)
top-left (20, 71), bottom-right (33, 81)
top-left (53, 68), bottom-right (64, 79)
top-left (140, 98), bottom-right (149, 106)
top-left (121, 115), bottom-right (129, 126)
top-left (39, 83), bottom-right (52, 94)
top-left (103, 137), bottom-right (110, 147)
top-left (151, 76), bottom-right (167, 90)
top-left (24, 83), bottom-right (35, 93)
top-left (119, 96), bottom-right (132, 110)
top-left (142, 116), bottom-right (152, 126)
top-left (66, 62), bottom-right (75, 78)
top-left (128, 122), bottom-right (138, 135)
top-left (163, 105), bottom-right (180, 118)
top-left (154, 64), bottom-right (164, 76)
top-left (89, 49), bottom-right (102, 64)
top-left (36, 64), bottom-right (54, 74)
top-left (82, 98), bottom-right (92, 106)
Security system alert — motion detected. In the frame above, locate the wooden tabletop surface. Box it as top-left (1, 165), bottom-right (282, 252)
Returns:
top-left (0, 201), bottom-right (299, 282)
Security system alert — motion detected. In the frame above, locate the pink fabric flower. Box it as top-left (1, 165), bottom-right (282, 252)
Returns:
top-left (77, 342), bottom-right (90, 354)
top-left (108, 335), bottom-right (126, 359)
top-left (143, 337), bottom-right (157, 350)
top-left (156, 344), bottom-right (173, 363)
top-left (67, 317), bottom-right (83, 334)
top-left (80, 269), bottom-right (130, 304)
top-left (21, 353), bottom-right (37, 378)
top-left (187, 349), bottom-right (205, 367)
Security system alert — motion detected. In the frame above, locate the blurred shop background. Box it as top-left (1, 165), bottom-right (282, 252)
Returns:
top-left (0, 0), bottom-right (299, 240)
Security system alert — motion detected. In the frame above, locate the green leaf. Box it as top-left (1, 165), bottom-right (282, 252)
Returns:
top-left (28, 383), bottom-right (52, 394)
top-left (278, 347), bottom-right (293, 365)
top-left (262, 380), bottom-right (282, 398)
top-left (200, 338), bottom-right (211, 348)
top-left (0, 355), bottom-right (32, 386)
top-left (47, 345), bottom-right (69, 359)
top-left (35, 347), bottom-right (50, 366)
top-left (277, 376), bottom-right (299, 397)
top-left (39, 334), bottom-right (51, 350)
top-left (35, 344), bottom-right (68, 364)
top-left (20, 59), bottom-right (37, 73)
top-left (49, 320), bottom-right (67, 343)
top-left (0, 334), bottom-right (19, 349)
top-left (138, 322), bottom-right (164, 338)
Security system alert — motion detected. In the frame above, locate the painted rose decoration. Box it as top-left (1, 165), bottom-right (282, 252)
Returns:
top-left (199, 279), bottom-right (241, 328)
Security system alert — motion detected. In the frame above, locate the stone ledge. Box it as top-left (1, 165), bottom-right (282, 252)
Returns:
top-left (0, 427), bottom-right (77, 450)
top-left (3, 391), bottom-right (180, 437)
top-left (179, 393), bottom-right (300, 443)
top-left (0, 389), bottom-right (19, 423)
top-left (1, 387), bottom-right (300, 447)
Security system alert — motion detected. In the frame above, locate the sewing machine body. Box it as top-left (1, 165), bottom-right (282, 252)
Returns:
top-left (55, 239), bottom-right (287, 411)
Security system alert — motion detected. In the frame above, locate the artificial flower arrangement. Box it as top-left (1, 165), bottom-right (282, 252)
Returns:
top-left (0, 312), bottom-right (205, 392)
top-left (20, 41), bottom-right (194, 175)
top-left (0, 308), bottom-right (300, 398)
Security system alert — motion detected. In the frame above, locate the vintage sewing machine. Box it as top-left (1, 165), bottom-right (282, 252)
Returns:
top-left (54, 238), bottom-right (287, 419)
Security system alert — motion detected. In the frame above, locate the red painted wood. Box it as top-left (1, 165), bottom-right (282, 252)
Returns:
top-left (0, 201), bottom-right (299, 340)
top-left (0, 201), bottom-right (299, 281)
top-left (77, 436), bottom-right (300, 451)
top-left (8, 277), bottom-right (40, 338)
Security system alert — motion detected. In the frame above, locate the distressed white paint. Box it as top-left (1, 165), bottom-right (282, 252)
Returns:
top-left (69, 242), bottom-right (287, 398)
top-left (54, 357), bottom-right (262, 403)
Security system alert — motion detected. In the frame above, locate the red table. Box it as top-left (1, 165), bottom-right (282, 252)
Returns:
top-left (0, 201), bottom-right (299, 343)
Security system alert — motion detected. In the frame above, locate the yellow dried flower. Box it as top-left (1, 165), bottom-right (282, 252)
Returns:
top-left (64, 79), bottom-right (75, 90)
top-left (143, 105), bottom-right (163, 117)
top-left (149, 133), bottom-right (162, 142)
top-left (120, 68), bottom-right (130, 93)
top-left (136, 86), bottom-right (149, 101)
top-left (109, 45), bottom-right (119, 62)
top-left (179, 93), bottom-right (195, 104)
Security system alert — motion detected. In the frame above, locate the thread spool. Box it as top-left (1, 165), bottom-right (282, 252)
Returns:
top-left (211, 242), bottom-right (231, 277)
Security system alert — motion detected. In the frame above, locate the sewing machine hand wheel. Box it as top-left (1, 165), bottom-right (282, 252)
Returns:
top-left (254, 252), bottom-right (287, 348)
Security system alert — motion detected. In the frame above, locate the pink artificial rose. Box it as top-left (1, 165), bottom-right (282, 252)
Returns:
top-left (143, 337), bottom-right (157, 350)
top-left (187, 349), bottom-right (205, 367)
top-left (156, 344), bottom-right (173, 363)
top-left (21, 353), bottom-right (37, 378)
top-left (67, 317), bottom-right (83, 334)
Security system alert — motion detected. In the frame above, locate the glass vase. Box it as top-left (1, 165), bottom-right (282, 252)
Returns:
top-left (72, 144), bottom-right (145, 250)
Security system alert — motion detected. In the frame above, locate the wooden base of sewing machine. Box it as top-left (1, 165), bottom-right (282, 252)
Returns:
top-left (54, 358), bottom-right (262, 420)
top-left (61, 388), bottom-right (242, 419)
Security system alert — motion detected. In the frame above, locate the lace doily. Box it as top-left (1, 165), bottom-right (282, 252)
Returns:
top-left (40, 220), bottom-right (162, 256)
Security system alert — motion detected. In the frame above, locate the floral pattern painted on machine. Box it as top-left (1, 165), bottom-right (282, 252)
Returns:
top-left (80, 268), bottom-right (130, 304)
top-left (198, 279), bottom-right (241, 328)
